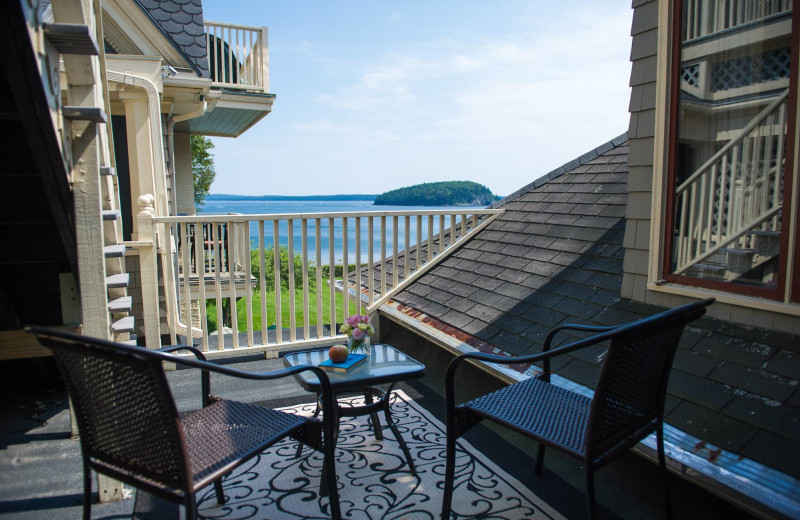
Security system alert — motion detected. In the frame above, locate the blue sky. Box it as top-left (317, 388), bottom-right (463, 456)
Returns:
top-left (201, 1), bottom-right (633, 197)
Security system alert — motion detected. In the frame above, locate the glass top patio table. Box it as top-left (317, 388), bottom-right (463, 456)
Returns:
top-left (281, 343), bottom-right (425, 393)
top-left (282, 343), bottom-right (425, 477)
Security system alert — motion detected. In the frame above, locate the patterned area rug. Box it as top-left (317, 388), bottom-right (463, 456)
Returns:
top-left (196, 390), bottom-right (564, 519)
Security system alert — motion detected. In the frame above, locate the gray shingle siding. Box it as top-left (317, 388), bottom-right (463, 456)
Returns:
top-left (136, 0), bottom-right (209, 77)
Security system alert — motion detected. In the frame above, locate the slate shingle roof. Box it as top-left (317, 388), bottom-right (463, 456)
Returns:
top-left (136, 0), bottom-right (209, 78)
top-left (390, 134), bottom-right (800, 481)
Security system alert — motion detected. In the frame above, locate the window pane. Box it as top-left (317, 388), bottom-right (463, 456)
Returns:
top-left (671, 0), bottom-right (793, 290)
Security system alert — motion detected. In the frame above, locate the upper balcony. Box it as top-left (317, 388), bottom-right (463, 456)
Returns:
top-left (176, 21), bottom-right (275, 137)
top-left (205, 21), bottom-right (269, 93)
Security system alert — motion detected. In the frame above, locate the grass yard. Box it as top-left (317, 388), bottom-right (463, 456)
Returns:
top-left (207, 279), bottom-right (359, 333)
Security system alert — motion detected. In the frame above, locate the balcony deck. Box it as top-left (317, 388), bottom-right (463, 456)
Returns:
top-left (0, 347), bottom-right (755, 519)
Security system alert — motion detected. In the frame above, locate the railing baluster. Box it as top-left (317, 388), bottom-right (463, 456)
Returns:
top-left (392, 215), bottom-right (399, 288)
top-left (404, 215), bottom-right (410, 279)
top-left (243, 222), bottom-right (254, 347)
top-left (212, 223), bottom-right (224, 350)
top-left (368, 217), bottom-right (374, 306)
top-left (439, 214), bottom-right (445, 255)
top-left (229, 222), bottom-right (239, 349)
top-left (697, 172), bottom-right (707, 255)
top-left (273, 220), bottom-right (282, 344)
top-left (179, 223), bottom-right (192, 343)
top-left (259, 220), bottom-right (267, 344)
top-left (355, 216), bottom-right (362, 315)
top-left (416, 215), bottom-right (422, 273)
top-left (287, 219), bottom-right (296, 342)
top-left (427, 215), bottom-right (434, 262)
top-left (687, 183), bottom-right (697, 261)
top-left (194, 223), bottom-right (208, 351)
top-left (302, 219), bottom-right (310, 339)
top-left (315, 218), bottom-right (323, 338)
top-left (342, 217), bottom-right (349, 321)
top-left (328, 218), bottom-right (336, 336)
top-left (380, 216), bottom-right (387, 295)
top-left (717, 155), bottom-right (728, 245)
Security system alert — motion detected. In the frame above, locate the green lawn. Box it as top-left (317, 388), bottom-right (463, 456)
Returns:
top-left (207, 279), bottom-right (359, 332)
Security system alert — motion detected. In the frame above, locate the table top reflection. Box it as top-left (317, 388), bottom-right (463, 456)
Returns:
top-left (282, 344), bottom-right (425, 392)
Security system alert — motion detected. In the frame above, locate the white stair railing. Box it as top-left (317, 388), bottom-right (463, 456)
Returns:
top-left (673, 90), bottom-right (788, 275)
top-left (153, 208), bottom-right (502, 357)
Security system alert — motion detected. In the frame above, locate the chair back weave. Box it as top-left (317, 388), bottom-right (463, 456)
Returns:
top-left (585, 300), bottom-right (709, 459)
top-left (38, 334), bottom-right (189, 491)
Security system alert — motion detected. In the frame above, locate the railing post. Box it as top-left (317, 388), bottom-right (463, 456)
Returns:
top-left (137, 194), bottom-right (161, 349)
top-left (260, 26), bottom-right (269, 91)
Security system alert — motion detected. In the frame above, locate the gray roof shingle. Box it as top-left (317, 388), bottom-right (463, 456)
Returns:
top-left (386, 134), bottom-right (800, 482)
top-left (136, 0), bottom-right (209, 77)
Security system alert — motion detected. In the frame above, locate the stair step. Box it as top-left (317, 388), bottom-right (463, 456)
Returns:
top-left (749, 230), bottom-right (780, 237)
top-left (694, 263), bottom-right (726, 272)
top-left (111, 316), bottom-right (135, 333)
top-left (100, 166), bottom-right (116, 176)
top-left (108, 296), bottom-right (132, 313)
top-left (102, 210), bottom-right (120, 221)
top-left (105, 273), bottom-right (129, 289)
top-left (42, 23), bottom-right (99, 55)
top-left (104, 244), bottom-right (126, 258)
top-left (720, 248), bottom-right (755, 256)
top-left (119, 339), bottom-right (138, 346)
top-left (62, 106), bottom-right (107, 123)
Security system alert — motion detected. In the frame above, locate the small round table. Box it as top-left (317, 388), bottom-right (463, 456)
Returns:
top-left (282, 344), bottom-right (426, 477)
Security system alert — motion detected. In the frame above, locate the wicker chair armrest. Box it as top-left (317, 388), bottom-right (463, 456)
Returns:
top-left (160, 344), bottom-right (208, 361)
top-left (541, 323), bottom-right (618, 381)
top-left (444, 336), bottom-right (611, 413)
top-left (159, 345), bottom-right (212, 406)
top-left (169, 356), bottom-right (336, 409)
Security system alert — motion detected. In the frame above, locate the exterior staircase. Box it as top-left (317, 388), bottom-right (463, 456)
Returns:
top-left (672, 89), bottom-right (788, 286)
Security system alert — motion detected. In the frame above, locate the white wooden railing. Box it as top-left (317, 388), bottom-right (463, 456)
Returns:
top-left (683, 0), bottom-right (792, 40)
top-left (204, 21), bottom-right (268, 91)
top-left (145, 209), bottom-right (502, 355)
top-left (673, 90), bottom-right (788, 275)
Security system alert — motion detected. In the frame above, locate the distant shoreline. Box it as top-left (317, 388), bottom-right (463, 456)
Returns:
top-left (207, 194), bottom-right (378, 202)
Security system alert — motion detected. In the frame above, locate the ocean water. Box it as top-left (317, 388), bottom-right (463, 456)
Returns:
top-left (198, 199), bottom-right (484, 264)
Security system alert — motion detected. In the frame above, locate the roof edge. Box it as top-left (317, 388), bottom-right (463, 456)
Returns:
top-left (491, 132), bottom-right (629, 209)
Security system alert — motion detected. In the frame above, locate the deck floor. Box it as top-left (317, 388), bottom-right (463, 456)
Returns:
top-left (0, 353), bottom-right (757, 519)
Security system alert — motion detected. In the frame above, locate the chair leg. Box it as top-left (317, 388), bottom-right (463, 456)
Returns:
top-left (586, 467), bottom-right (597, 520)
top-left (82, 463), bottom-right (92, 520)
top-left (441, 432), bottom-right (457, 519)
top-left (185, 493), bottom-right (198, 520)
top-left (657, 425), bottom-right (674, 520)
top-left (214, 478), bottom-right (225, 504)
top-left (323, 425), bottom-right (342, 520)
top-left (535, 444), bottom-right (546, 475)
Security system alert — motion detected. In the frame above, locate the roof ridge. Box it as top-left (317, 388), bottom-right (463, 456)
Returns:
top-left (491, 131), bottom-right (628, 209)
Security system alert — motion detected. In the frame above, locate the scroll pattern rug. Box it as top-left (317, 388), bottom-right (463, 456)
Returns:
top-left (196, 390), bottom-right (564, 519)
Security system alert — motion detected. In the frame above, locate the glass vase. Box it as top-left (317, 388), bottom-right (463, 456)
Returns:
top-left (347, 336), bottom-right (370, 355)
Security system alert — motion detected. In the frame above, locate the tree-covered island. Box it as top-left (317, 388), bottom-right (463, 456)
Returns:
top-left (374, 181), bottom-right (499, 206)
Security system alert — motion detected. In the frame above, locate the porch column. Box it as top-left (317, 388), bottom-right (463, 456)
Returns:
top-left (120, 92), bottom-right (157, 239)
top-left (174, 131), bottom-right (196, 216)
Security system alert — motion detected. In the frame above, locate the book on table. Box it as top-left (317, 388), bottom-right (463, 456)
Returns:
top-left (319, 353), bottom-right (367, 373)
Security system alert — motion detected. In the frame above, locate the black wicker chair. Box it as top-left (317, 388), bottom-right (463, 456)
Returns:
top-left (27, 326), bottom-right (342, 520)
top-left (441, 298), bottom-right (714, 520)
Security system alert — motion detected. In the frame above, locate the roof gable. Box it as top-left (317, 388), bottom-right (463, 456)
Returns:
top-left (135, 0), bottom-right (209, 77)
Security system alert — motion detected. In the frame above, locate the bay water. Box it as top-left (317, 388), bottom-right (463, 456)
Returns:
top-left (198, 199), bottom-right (484, 264)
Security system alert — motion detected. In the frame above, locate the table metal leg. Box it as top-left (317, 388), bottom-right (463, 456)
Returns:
top-left (364, 391), bottom-right (383, 440)
top-left (382, 398), bottom-right (416, 476)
